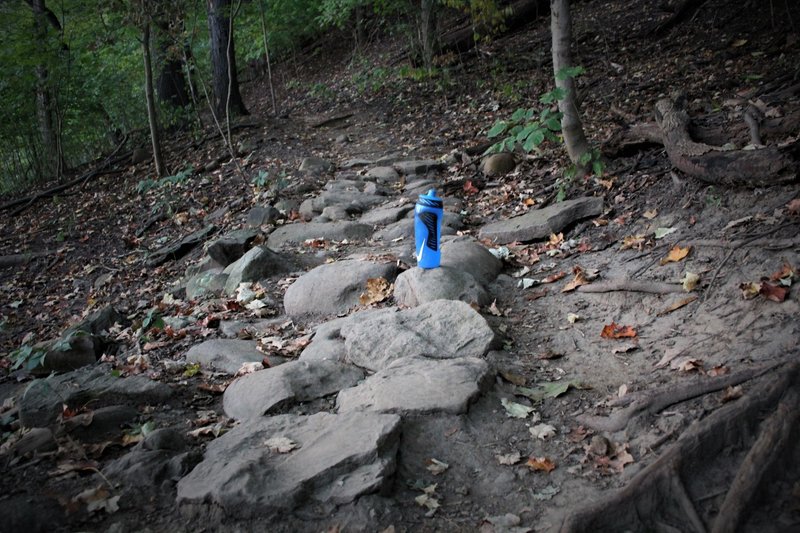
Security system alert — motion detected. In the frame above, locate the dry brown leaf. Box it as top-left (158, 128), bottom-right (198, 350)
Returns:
top-left (671, 357), bottom-right (703, 373)
top-left (659, 245), bottom-right (691, 266)
top-left (498, 369), bottom-right (527, 386)
top-left (525, 289), bottom-right (548, 301)
top-left (525, 456), bottom-right (556, 473)
top-left (496, 451), bottom-right (522, 465)
top-left (562, 266), bottom-right (591, 293)
top-left (740, 282), bottom-right (762, 300)
top-left (769, 263), bottom-right (796, 284)
top-left (620, 234), bottom-right (646, 250)
top-left (487, 299), bottom-right (503, 316)
top-left (549, 233), bottom-right (564, 246)
top-left (359, 277), bottom-right (393, 306)
top-left (643, 209), bottom-right (658, 219)
top-left (600, 323), bottom-right (637, 339)
top-left (567, 426), bottom-right (591, 443)
top-left (657, 295), bottom-right (698, 316)
top-left (722, 385), bottom-right (743, 402)
top-left (759, 282), bottom-right (788, 302)
top-left (708, 365), bottom-right (729, 377)
top-left (787, 198), bottom-right (800, 216)
top-left (542, 271), bottom-right (566, 284)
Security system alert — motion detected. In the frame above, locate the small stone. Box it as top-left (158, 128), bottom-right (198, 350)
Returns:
top-left (299, 157), bottom-right (333, 175)
top-left (480, 153), bottom-right (516, 176)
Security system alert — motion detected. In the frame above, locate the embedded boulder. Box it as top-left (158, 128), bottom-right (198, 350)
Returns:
top-left (206, 229), bottom-right (259, 266)
top-left (223, 246), bottom-right (293, 295)
top-left (393, 266), bottom-right (491, 307)
top-left (479, 197), bottom-right (603, 244)
top-left (186, 339), bottom-right (264, 374)
top-left (267, 221), bottom-right (374, 249)
top-left (440, 236), bottom-right (504, 286)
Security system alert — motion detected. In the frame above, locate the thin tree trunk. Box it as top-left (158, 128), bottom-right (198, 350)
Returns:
top-left (142, 22), bottom-right (166, 177)
top-left (257, 0), bottom-right (278, 115)
top-left (206, 0), bottom-right (247, 117)
top-left (31, 0), bottom-right (64, 180)
top-left (550, 0), bottom-right (589, 166)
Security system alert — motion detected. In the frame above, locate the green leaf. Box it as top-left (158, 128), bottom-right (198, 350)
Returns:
top-left (523, 130), bottom-right (545, 152)
top-left (504, 138), bottom-right (517, 151)
top-left (579, 151), bottom-right (593, 166)
top-left (511, 108), bottom-right (526, 121)
top-left (508, 124), bottom-right (523, 136)
top-left (592, 160), bottom-right (604, 176)
top-left (183, 363), bottom-right (201, 378)
top-left (540, 87), bottom-right (567, 103)
top-left (556, 65), bottom-right (585, 80)
top-left (516, 380), bottom-right (579, 402)
top-left (545, 117), bottom-right (562, 131)
top-left (500, 397), bottom-right (536, 418)
top-left (516, 124), bottom-right (538, 143)
top-left (487, 121), bottom-right (508, 138)
top-left (654, 227), bottom-right (677, 239)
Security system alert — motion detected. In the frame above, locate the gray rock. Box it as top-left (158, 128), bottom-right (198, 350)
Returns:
top-left (365, 166), bottom-right (401, 184)
top-left (273, 199), bottom-right (300, 216)
top-left (19, 364), bottom-right (172, 428)
top-left (184, 256), bottom-right (224, 279)
top-left (146, 225), bottom-right (217, 267)
top-left (440, 236), bottom-right (503, 285)
top-left (337, 356), bottom-right (491, 415)
top-left (341, 158), bottom-right (374, 169)
top-left (298, 198), bottom-right (317, 221)
top-left (186, 339), bottom-right (264, 374)
top-left (393, 159), bottom-right (445, 175)
top-left (3, 495), bottom-right (66, 533)
top-left (299, 318), bottom-right (350, 363)
top-left (5, 427), bottom-right (57, 456)
top-left (479, 197), bottom-right (603, 244)
top-left (39, 332), bottom-right (100, 373)
top-left (267, 222), bottom-right (374, 249)
top-left (402, 179), bottom-right (437, 197)
top-left (373, 218), bottom-right (457, 242)
top-left (394, 266), bottom-right (491, 307)
top-left (206, 229), bottom-right (259, 266)
top-left (68, 306), bottom-right (124, 336)
top-left (223, 246), bottom-right (293, 295)
top-left (223, 360), bottom-right (365, 420)
top-left (105, 428), bottom-right (199, 488)
top-left (176, 412), bottom-right (401, 519)
top-left (246, 205), bottom-right (282, 228)
top-left (299, 156), bottom-right (333, 175)
top-left (219, 318), bottom-right (289, 338)
top-left (359, 202), bottom-right (414, 226)
top-left (480, 153), bottom-right (516, 176)
top-left (341, 300), bottom-right (496, 371)
top-left (186, 268), bottom-right (228, 300)
top-left (65, 405), bottom-right (138, 442)
top-left (284, 260), bottom-right (398, 317)
top-left (320, 205), bottom-right (351, 221)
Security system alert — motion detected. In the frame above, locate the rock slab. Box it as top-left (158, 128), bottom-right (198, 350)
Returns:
top-left (223, 246), bottom-right (292, 294)
top-left (479, 197), bottom-right (603, 244)
top-left (223, 360), bottom-right (364, 420)
top-left (176, 411), bottom-right (401, 519)
top-left (393, 266), bottom-right (490, 307)
top-left (341, 299), bottom-right (496, 371)
top-left (186, 339), bottom-right (264, 374)
top-left (337, 356), bottom-right (491, 415)
top-left (267, 221), bottom-right (374, 248)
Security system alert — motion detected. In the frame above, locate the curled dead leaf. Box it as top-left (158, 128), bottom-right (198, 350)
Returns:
top-left (722, 385), bottom-right (743, 402)
top-left (600, 323), bottom-right (637, 339)
top-left (526, 456), bottom-right (556, 473)
top-left (659, 245), bottom-right (691, 266)
top-left (359, 277), bottom-right (393, 306)
top-left (740, 281), bottom-right (762, 300)
top-left (760, 282), bottom-right (788, 302)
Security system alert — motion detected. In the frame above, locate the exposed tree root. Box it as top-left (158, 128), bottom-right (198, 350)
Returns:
top-left (0, 250), bottom-right (57, 269)
top-left (577, 360), bottom-right (784, 433)
top-left (577, 279), bottom-right (684, 295)
top-left (560, 360), bottom-right (799, 533)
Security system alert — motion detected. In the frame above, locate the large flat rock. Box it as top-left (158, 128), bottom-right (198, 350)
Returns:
top-left (337, 356), bottom-right (491, 415)
top-left (267, 221), bottom-right (374, 248)
top-left (223, 360), bottom-right (364, 420)
top-left (176, 411), bottom-right (401, 519)
top-left (440, 236), bottom-right (504, 286)
top-left (340, 299), bottom-right (496, 371)
top-left (186, 339), bottom-right (263, 374)
top-left (222, 246), bottom-right (293, 295)
top-left (19, 364), bottom-right (172, 428)
top-left (284, 259), bottom-right (398, 317)
top-left (479, 197), bottom-right (603, 244)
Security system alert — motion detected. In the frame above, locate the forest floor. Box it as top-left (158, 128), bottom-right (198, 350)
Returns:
top-left (1, 0), bottom-right (800, 532)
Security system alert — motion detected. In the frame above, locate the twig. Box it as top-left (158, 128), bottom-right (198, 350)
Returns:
top-left (671, 471), bottom-right (707, 533)
top-left (577, 279), bottom-right (684, 294)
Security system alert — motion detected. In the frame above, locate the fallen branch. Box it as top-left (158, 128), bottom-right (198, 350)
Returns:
top-left (0, 250), bottom-right (57, 269)
top-left (577, 360), bottom-right (784, 433)
top-left (577, 279), bottom-right (684, 294)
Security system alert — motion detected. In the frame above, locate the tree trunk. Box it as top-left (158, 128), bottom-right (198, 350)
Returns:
top-left (416, 0), bottom-right (438, 72)
top-left (550, 0), bottom-right (589, 166)
top-left (31, 0), bottom-right (64, 180)
top-left (206, 0), bottom-right (248, 118)
top-left (257, 0), bottom-right (278, 116)
top-left (142, 22), bottom-right (166, 177)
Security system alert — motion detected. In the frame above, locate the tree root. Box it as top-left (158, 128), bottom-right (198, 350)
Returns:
top-left (0, 250), bottom-right (58, 269)
top-left (577, 360), bottom-right (784, 433)
top-left (577, 279), bottom-right (684, 295)
top-left (560, 360), bottom-right (799, 532)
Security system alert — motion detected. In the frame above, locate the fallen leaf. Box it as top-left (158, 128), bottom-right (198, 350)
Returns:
top-left (620, 234), bottom-right (646, 250)
top-left (600, 323), bottom-right (637, 339)
top-left (659, 245), bottom-right (691, 265)
top-left (142, 340), bottom-right (170, 351)
top-left (183, 363), bottom-right (201, 378)
top-left (532, 484), bottom-right (560, 501)
top-left (671, 357), bottom-right (703, 372)
top-left (359, 277), bottom-right (393, 306)
top-left (426, 458), bottom-right (449, 475)
top-left (526, 456), bottom-right (556, 473)
top-left (608, 443), bottom-right (634, 473)
top-left (414, 493), bottom-right (440, 515)
top-left (618, 384), bottom-right (628, 398)
top-left (74, 486), bottom-right (120, 514)
top-left (731, 38), bottom-right (748, 47)
top-left (542, 271), bottom-right (566, 284)
top-left (682, 272), bottom-right (700, 292)
top-left (516, 381), bottom-right (579, 402)
top-left (495, 451), bottom-right (522, 465)
top-left (611, 343), bottom-right (638, 355)
top-left (562, 267), bottom-right (590, 292)
top-left (463, 180), bottom-right (479, 195)
top-left (658, 295), bottom-right (698, 315)
top-left (265, 436), bottom-right (298, 453)
top-left (525, 289), bottom-right (548, 302)
top-left (197, 382), bottom-right (227, 394)
top-left (708, 365), bottom-right (729, 377)
top-left (760, 282), bottom-right (788, 302)
top-left (518, 278), bottom-right (538, 289)
top-left (740, 281), bottom-right (762, 299)
top-left (537, 349), bottom-right (562, 360)
top-left (529, 423), bottom-right (556, 440)
top-left (567, 426), bottom-right (591, 442)
top-left (487, 299), bottom-right (503, 316)
top-left (187, 422), bottom-right (227, 438)
top-left (642, 209), bottom-right (658, 219)
top-left (500, 398), bottom-right (536, 419)
top-left (655, 347), bottom-right (683, 369)
top-left (596, 178), bottom-right (614, 190)
top-left (723, 215), bottom-right (753, 231)
top-left (566, 313), bottom-right (580, 324)
top-left (654, 227), bottom-right (677, 240)
top-left (549, 233), bottom-right (564, 246)
top-left (498, 369), bottom-right (526, 386)
top-left (787, 198), bottom-right (800, 216)
top-left (722, 385), bottom-right (743, 402)
top-left (769, 263), bottom-right (796, 286)
top-left (234, 361), bottom-right (263, 376)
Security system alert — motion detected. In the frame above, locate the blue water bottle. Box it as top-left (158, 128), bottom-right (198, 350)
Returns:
top-left (414, 189), bottom-right (443, 269)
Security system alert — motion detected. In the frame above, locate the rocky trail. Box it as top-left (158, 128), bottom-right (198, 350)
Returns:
top-left (2, 0), bottom-right (800, 531)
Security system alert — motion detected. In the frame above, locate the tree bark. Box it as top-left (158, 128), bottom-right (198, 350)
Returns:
top-left (550, 0), bottom-right (589, 166)
top-left (206, 0), bottom-right (248, 118)
top-left (257, 0), bottom-right (278, 116)
top-left (655, 93), bottom-right (798, 187)
top-left (142, 22), bottom-right (166, 177)
top-left (415, 0), bottom-right (438, 72)
top-left (31, 0), bottom-right (64, 180)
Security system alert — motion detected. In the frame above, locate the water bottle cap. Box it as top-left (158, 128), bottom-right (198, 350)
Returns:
top-left (417, 189), bottom-right (443, 208)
